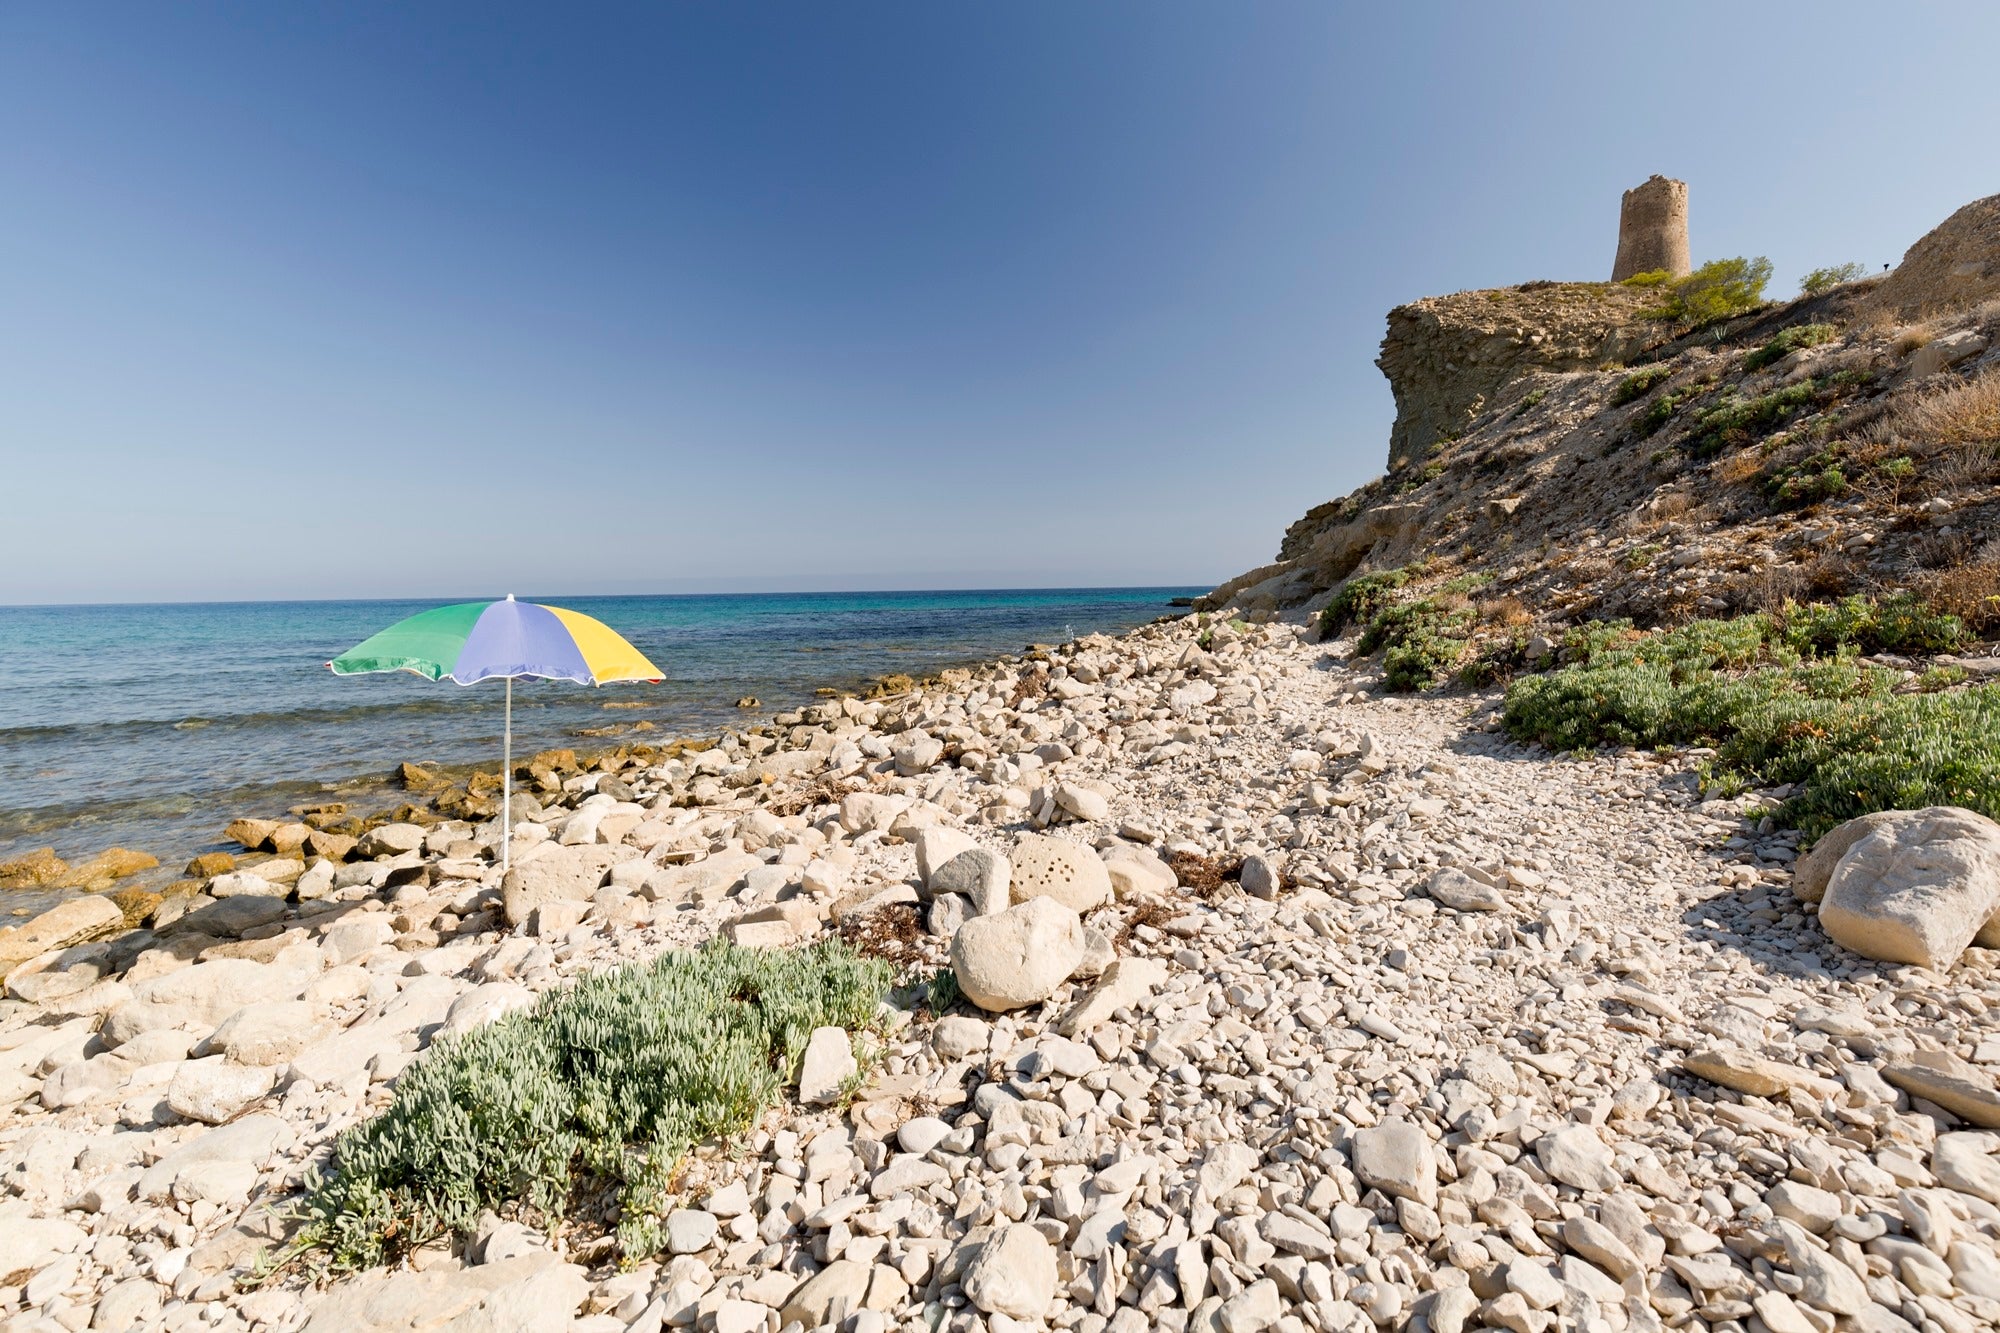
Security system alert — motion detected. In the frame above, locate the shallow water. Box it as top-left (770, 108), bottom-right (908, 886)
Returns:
top-left (0, 588), bottom-right (1200, 905)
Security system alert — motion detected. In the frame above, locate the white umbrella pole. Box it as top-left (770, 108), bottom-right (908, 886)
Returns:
top-left (502, 676), bottom-right (513, 878)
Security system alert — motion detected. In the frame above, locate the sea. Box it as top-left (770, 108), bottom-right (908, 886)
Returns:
top-left (0, 588), bottom-right (1202, 909)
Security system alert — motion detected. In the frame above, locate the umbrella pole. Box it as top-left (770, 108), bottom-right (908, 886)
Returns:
top-left (502, 676), bottom-right (513, 879)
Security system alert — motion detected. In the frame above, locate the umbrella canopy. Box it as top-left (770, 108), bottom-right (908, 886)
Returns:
top-left (329, 595), bottom-right (661, 686)
top-left (328, 596), bottom-right (660, 876)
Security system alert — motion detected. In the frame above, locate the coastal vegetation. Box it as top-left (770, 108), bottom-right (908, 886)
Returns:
top-left (295, 941), bottom-right (891, 1270)
top-left (1499, 597), bottom-right (1997, 836)
top-left (1328, 570), bottom-right (1998, 837)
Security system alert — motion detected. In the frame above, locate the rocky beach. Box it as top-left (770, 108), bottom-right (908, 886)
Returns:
top-left (2, 186), bottom-right (1999, 1333)
top-left (0, 606), bottom-right (1996, 1332)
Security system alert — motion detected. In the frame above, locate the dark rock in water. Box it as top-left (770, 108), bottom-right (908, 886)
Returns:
top-left (57, 848), bottom-right (160, 890)
top-left (398, 761), bottom-right (447, 791)
top-left (0, 848), bottom-right (69, 890)
top-left (531, 748), bottom-right (581, 774)
top-left (111, 887), bottom-right (165, 929)
top-left (736, 696), bottom-right (760, 708)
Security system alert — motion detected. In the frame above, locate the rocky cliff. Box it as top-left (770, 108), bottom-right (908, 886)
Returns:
top-left (1376, 281), bottom-right (1664, 470)
top-left (1204, 193), bottom-right (2000, 635)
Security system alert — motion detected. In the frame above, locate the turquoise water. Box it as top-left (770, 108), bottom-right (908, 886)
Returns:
top-left (0, 589), bottom-right (1198, 887)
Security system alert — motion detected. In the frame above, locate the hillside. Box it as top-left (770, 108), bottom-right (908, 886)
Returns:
top-left (1201, 195), bottom-right (2000, 649)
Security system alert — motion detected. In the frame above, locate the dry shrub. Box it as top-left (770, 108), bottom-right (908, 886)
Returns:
top-left (1914, 563), bottom-right (2000, 636)
top-left (1802, 555), bottom-right (1863, 598)
top-left (836, 902), bottom-right (930, 967)
top-left (1927, 444), bottom-right (2000, 490)
top-left (1715, 451), bottom-right (1764, 486)
top-left (1478, 596), bottom-right (1531, 627)
top-left (1568, 556), bottom-right (1616, 584)
top-left (1896, 368), bottom-right (2000, 449)
top-left (1168, 851), bottom-right (1237, 898)
top-left (1891, 326), bottom-right (1935, 356)
top-left (1911, 529), bottom-right (1977, 571)
top-left (1744, 563), bottom-right (1811, 613)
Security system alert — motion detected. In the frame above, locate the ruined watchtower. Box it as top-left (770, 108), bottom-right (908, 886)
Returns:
top-left (1611, 175), bottom-right (1691, 281)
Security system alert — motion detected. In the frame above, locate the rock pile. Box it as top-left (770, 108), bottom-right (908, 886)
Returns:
top-left (0, 615), bottom-right (1994, 1333)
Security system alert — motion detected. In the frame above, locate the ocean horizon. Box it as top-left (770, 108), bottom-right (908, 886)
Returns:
top-left (0, 586), bottom-right (1203, 909)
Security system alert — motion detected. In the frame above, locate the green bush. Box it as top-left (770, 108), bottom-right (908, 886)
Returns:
top-left (1620, 269), bottom-right (1673, 288)
top-left (1640, 256), bottom-right (1774, 325)
top-left (1637, 384), bottom-right (1705, 436)
top-left (1356, 598), bottom-right (1473, 691)
top-left (297, 941), bottom-right (892, 1270)
top-left (1321, 568), bottom-right (1411, 637)
top-left (1691, 380), bottom-right (1820, 457)
top-left (1612, 364), bottom-right (1675, 406)
top-left (1743, 323), bottom-right (1837, 372)
top-left (1782, 592), bottom-right (1966, 656)
top-left (1501, 600), bottom-right (1989, 834)
top-left (1800, 263), bottom-right (1867, 297)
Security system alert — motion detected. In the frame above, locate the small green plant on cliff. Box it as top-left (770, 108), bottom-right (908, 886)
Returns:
top-left (1800, 263), bottom-right (1867, 297)
top-left (1638, 256), bottom-right (1774, 325)
top-left (1691, 380), bottom-right (1821, 457)
top-left (1502, 598), bottom-right (1992, 835)
top-left (295, 941), bottom-right (891, 1271)
top-left (1743, 323), bottom-right (1837, 372)
top-left (1612, 364), bottom-right (1674, 406)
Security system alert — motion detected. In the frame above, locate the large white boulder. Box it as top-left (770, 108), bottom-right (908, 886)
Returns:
top-left (950, 897), bottom-right (1085, 1012)
top-left (1817, 807), bottom-right (2000, 970)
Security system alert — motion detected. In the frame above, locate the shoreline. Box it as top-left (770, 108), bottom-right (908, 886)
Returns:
top-left (0, 607), bottom-right (1197, 918)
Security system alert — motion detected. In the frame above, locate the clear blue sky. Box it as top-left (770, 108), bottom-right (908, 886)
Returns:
top-left (3, 3), bottom-right (1993, 604)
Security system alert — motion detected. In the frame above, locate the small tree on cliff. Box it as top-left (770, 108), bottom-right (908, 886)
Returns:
top-left (1640, 256), bottom-right (1773, 326)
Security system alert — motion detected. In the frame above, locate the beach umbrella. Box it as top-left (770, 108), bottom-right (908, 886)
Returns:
top-left (328, 596), bottom-right (662, 875)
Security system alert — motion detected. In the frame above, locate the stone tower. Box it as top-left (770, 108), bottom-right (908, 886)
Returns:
top-left (1611, 175), bottom-right (1691, 281)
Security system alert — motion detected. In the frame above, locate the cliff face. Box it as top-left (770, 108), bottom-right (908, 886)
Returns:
top-left (1200, 193), bottom-right (2000, 631)
top-left (1376, 281), bottom-right (1664, 469)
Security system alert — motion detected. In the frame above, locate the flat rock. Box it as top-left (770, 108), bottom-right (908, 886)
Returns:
top-left (1684, 1047), bottom-right (1838, 1099)
top-left (500, 845), bottom-right (625, 927)
top-left (1535, 1124), bottom-right (1621, 1192)
top-left (798, 1026), bottom-right (856, 1106)
top-left (0, 896), bottom-right (124, 970)
top-left (1058, 957), bottom-right (1169, 1037)
top-left (298, 1252), bottom-right (588, 1332)
top-left (1349, 1120), bottom-right (1436, 1207)
top-left (1883, 1052), bottom-right (2000, 1128)
top-left (136, 1114), bottom-right (291, 1202)
top-left (780, 1259), bottom-right (871, 1330)
top-left (207, 1001), bottom-right (324, 1065)
top-left (962, 1223), bottom-right (1056, 1319)
top-left (168, 1057), bottom-right (276, 1124)
top-left (1428, 867), bottom-right (1507, 912)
